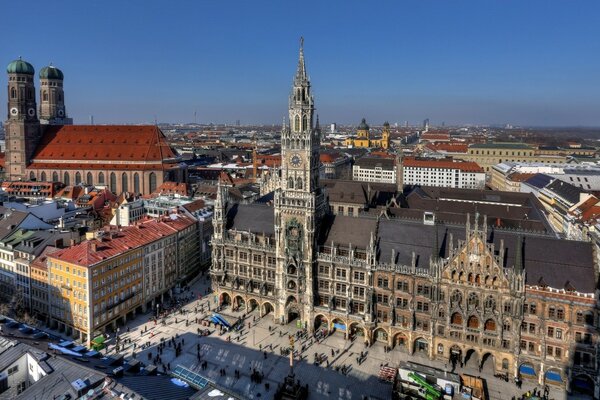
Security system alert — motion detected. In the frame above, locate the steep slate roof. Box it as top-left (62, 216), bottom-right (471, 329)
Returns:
top-left (545, 179), bottom-right (585, 204)
top-left (354, 156), bottom-right (395, 170)
top-left (30, 125), bottom-right (178, 168)
top-left (226, 203), bottom-right (275, 235)
top-left (319, 215), bottom-right (597, 293)
top-left (524, 173), bottom-right (554, 189)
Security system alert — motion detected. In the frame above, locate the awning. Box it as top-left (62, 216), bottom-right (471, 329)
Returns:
top-left (92, 335), bottom-right (105, 344)
top-left (519, 364), bottom-right (536, 376)
top-left (545, 371), bottom-right (562, 382)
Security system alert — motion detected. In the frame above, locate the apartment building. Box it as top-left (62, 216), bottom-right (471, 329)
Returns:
top-left (403, 157), bottom-right (485, 189)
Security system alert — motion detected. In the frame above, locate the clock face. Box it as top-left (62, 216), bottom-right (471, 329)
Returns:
top-left (27, 108), bottom-right (35, 117)
top-left (58, 109), bottom-right (65, 117)
top-left (290, 153), bottom-right (302, 167)
top-left (10, 107), bottom-right (18, 116)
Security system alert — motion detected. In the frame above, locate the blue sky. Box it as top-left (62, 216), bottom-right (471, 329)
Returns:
top-left (2, 1), bottom-right (600, 126)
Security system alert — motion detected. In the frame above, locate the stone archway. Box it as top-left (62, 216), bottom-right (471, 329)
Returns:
top-left (349, 322), bottom-right (365, 341)
top-left (285, 296), bottom-right (301, 324)
top-left (219, 292), bottom-right (231, 307)
top-left (233, 295), bottom-right (245, 312)
top-left (314, 314), bottom-right (328, 331)
top-left (248, 298), bottom-right (259, 312)
top-left (393, 332), bottom-right (408, 352)
top-left (465, 349), bottom-right (479, 369)
top-left (519, 362), bottom-right (537, 379)
top-left (331, 318), bottom-right (346, 336)
top-left (261, 301), bottom-right (274, 317)
top-left (481, 352), bottom-right (495, 374)
top-left (414, 337), bottom-right (428, 355)
top-left (544, 369), bottom-right (563, 386)
top-left (373, 327), bottom-right (388, 343)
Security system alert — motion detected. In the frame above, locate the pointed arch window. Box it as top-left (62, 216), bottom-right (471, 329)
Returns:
top-left (75, 172), bottom-right (82, 184)
top-left (63, 172), bottom-right (70, 186)
top-left (52, 172), bottom-right (58, 182)
top-left (41, 172), bottom-right (47, 182)
top-left (98, 172), bottom-right (105, 184)
top-left (122, 173), bottom-right (128, 192)
top-left (467, 293), bottom-right (479, 310)
top-left (10, 88), bottom-right (16, 99)
top-left (87, 172), bottom-right (93, 185)
top-left (296, 177), bottom-right (303, 190)
top-left (133, 173), bottom-right (140, 193)
top-left (43, 91), bottom-right (48, 101)
top-left (29, 171), bottom-right (36, 181)
top-left (110, 172), bottom-right (117, 193)
top-left (294, 115), bottom-right (300, 132)
top-left (288, 177), bottom-right (294, 189)
top-left (149, 172), bottom-right (157, 193)
top-left (302, 114), bottom-right (307, 131)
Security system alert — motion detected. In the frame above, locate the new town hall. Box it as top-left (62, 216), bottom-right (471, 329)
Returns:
top-left (210, 41), bottom-right (600, 396)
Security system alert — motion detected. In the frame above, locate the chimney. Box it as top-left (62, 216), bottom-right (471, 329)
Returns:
top-left (69, 239), bottom-right (76, 247)
top-left (54, 238), bottom-right (64, 248)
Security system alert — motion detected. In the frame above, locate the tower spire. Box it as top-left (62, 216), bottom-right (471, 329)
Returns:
top-left (295, 36), bottom-right (307, 82)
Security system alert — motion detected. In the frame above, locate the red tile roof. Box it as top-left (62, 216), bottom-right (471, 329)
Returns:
top-left (507, 173), bottom-right (536, 183)
top-left (421, 132), bottom-right (450, 141)
top-left (31, 125), bottom-right (178, 164)
top-left (425, 142), bottom-right (469, 153)
top-left (153, 182), bottom-right (189, 196)
top-left (403, 157), bottom-right (483, 173)
top-left (49, 214), bottom-right (197, 267)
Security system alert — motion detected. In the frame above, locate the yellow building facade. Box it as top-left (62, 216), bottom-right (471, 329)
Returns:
top-left (48, 238), bottom-right (144, 346)
top-left (344, 119), bottom-right (390, 149)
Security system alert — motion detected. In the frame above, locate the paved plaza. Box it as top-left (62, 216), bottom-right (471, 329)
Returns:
top-left (41, 275), bottom-right (589, 400)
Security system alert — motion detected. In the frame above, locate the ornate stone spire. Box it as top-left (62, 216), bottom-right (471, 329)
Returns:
top-left (295, 36), bottom-right (307, 83)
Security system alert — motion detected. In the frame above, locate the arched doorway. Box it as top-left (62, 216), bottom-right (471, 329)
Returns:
top-left (465, 349), bottom-right (479, 369)
top-left (480, 352), bottom-right (495, 374)
top-left (349, 323), bottom-right (365, 341)
top-left (519, 362), bottom-right (536, 379)
top-left (219, 292), bottom-right (231, 307)
top-left (373, 328), bottom-right (388, 343)
top-left (287, 306), bottom-right (300, 324)
top-left (544, 369), bottom-right (563, 386)
top-left (233, 295), bottom-right (245, 312)
top-left (248, 299), bottom-right (259, 312)
top-left (414, 337), bottom-right (428, 355)
top-left (314, 315), bottom-right (328, 331)
top-left (331, 318), bottom-right (346, 336)
top-left (261, 302), bottom-right (274, 316)
top-left (450, 345), bottom-right (462, 369)
top-left (285, 296), bottom-right (300, 324)
top-left (393, 332), bottom-right (408, 351)
top-left (571, 374), bottom-right (594, 396)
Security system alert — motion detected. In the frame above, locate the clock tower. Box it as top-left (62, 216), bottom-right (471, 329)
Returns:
top-left (5, 58), bottom-right (41, 181)
top-left (274, 38), bottom-right (326, 327)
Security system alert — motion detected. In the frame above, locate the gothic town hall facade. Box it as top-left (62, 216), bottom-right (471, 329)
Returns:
top-left (210, 41), bottom-right (600, 397)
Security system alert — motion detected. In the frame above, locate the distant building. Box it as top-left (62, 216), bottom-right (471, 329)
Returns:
top-left (460, 143), bottom-right (567, 173)
top-left (344, 119), bottom-right (390, 149)
top-left (491, 161), bottom-right (600, 192)
top-left (319, 151), bottom-right (352, 179)
top-left (353, 156), bottom-right (397, 184)
top-left (403, 157), bottom-right (485, 189)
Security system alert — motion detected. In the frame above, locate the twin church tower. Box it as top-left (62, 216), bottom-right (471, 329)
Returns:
top-left (5, 59), bottom-right (71, 180)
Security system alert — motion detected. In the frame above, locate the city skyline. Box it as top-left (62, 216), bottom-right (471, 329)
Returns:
top-left (2, 0), bottom-right (600, 126)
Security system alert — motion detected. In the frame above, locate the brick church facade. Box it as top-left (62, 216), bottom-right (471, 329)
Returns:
top-left (3, 59), bottom-right (185, 195)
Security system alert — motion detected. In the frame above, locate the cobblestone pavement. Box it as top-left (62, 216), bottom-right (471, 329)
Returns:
top-left (44, 275), bottom-right (590, 400)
